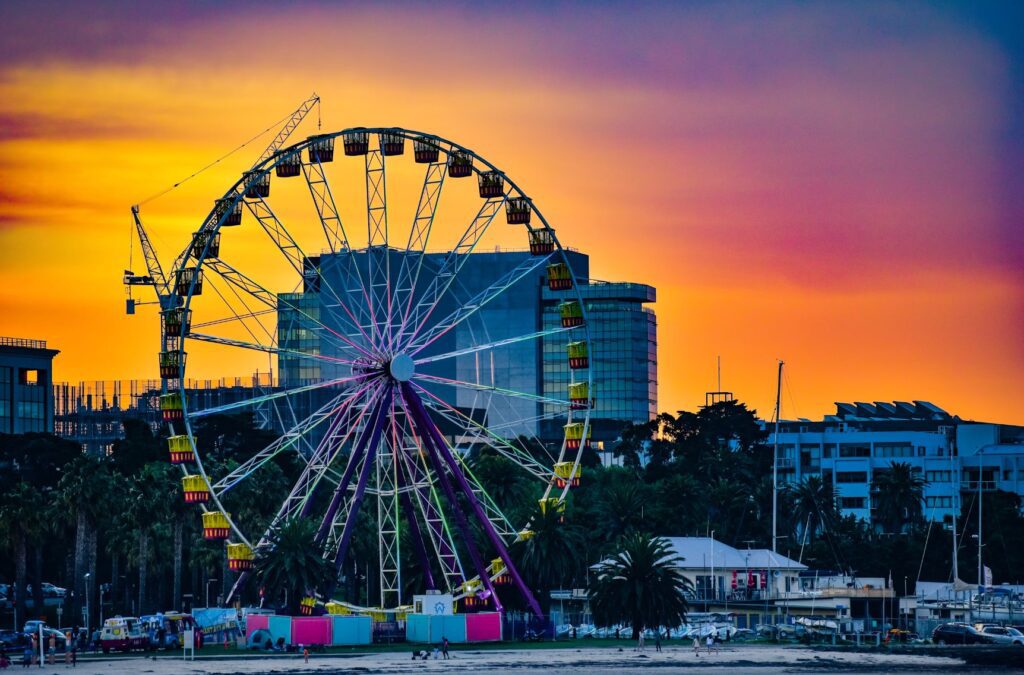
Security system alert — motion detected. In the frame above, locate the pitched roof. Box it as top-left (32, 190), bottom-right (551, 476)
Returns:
top-left (661, 537), bottom-right (806, 571)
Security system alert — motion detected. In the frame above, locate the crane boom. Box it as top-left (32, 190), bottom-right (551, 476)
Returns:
top-left (123, 93), bottom-right (321, 315)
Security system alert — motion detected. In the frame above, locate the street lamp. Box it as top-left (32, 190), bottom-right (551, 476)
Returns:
top-left (206, 579), bottom-right (218, 609)
top-left (84, 573), bottom-right (91, 635)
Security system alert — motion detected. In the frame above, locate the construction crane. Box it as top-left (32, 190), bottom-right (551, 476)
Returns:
top-left (123, 93), bottom-right (321, 315)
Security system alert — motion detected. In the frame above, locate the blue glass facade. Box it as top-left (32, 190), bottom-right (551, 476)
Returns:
top-left (277, 248), bottom-right (656, 444)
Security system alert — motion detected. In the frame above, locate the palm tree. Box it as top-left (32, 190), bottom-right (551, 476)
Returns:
top-left (255, 517), bottom-right (335, 615)
top-left (58, 455), bottom-right (113, 623)
top-left (872, 461), bottom-right (928, 533)
top-left (0, 482), bottom-right (46, 621)
top-left (509, 502), bottom-right (583, 613)
top-left (785, 476), bottom-right (838, 542)
top-left (590, 534), bottom-right (691, 639)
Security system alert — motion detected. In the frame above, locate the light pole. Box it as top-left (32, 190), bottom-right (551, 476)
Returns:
top-left (206, 579), bottom-right (218, 609)
top-left (84, 573), bottom-right (91, 635)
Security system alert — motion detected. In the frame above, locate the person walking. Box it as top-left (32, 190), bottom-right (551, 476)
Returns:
top-left (654, 629), bottom-right (662, 653)
top-left (705, 633), bottom-right (716, 655)
top-left (637, 630), bottom-right (645, 651)
top-left (441, 636), bottom-right (450, 659)
top-left (692, 636), bottom-right (700, 657)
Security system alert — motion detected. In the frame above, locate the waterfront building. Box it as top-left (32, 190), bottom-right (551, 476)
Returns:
top-left (767, 400), bottom-right (1024, 526)
top-left (278, 247), bottom-right (657, 447)
top-left (0, 336), bottom-right (59, 434)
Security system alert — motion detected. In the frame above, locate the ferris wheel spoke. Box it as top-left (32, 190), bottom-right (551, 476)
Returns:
top-left (190, 308), bottom-right (276, 331)
top-left (204, 258), bottom-right (374, 360)
top-left (187, 331), bottom-right (357, 366)
top-left (257, 382), bottom-right (385, 551)
top-left (414, 373), bottom-right (571, 408)
top-left (302, 157), bottom-right (376, 341)
top-left (414, 327), bottom-right (570, 368)
top-left (243, 196), bottom-right (372, 347)
top-left (408, 252), bottom-right (553, 356)
top-left (364, 146), bottom-right (391, 346)
top-left (210, 386), bottom-right (359, 497)
top-left (414, 385), bottom-right (551, 480)
top-left (189, 372), bottom-right (371, 419)
top-left (398, 195), bottom-right (507, 352)
top-left (390, 160), bottom-right (447, 353)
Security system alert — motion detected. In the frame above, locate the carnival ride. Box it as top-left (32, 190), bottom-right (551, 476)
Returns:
top-left (123, 95), bottom-right (592, 618)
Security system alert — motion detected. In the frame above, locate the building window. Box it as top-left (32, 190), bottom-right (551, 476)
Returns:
top-left (839, 444), bottom-right (870, 458)
top-left (925, 496), bottom-right (952, 508)
top-left (19, 368), bottom-right (43, 385)
top-left (874, 443), bottom-right (913, 458)
top-left (840, 497), bottom-right (866, 509)
top-left (925, 470), bottom-right (951, 483)
top-left (836, 471), bottom-right (868, 483)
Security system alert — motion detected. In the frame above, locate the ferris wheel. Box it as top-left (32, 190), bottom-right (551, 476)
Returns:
top-left (155, 122), bottom-right (593, 617)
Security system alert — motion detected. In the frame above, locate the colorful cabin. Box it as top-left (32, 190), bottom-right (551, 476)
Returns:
top-left (159, 350), bottom-right (185, 379)
top-left (553, 461), bottom-right (582, 489)
top-left (568, 382), bottom-right (593, 410)
top-left (457, 579), bottom-right (485, 611)
top-left (214, 198), bottom-right (242, 226)
top-left (516, 529), bottom-right (535, 542)
top-left (324, 602), bottom-right (349, 615)
top-left (300, 596), bottom-right (316, 616)
top-left (275, 150), bottom-right (302, 177)
top-left (567, 341), bottom-right (589, 369)
top-left (162, 308), bottom-right (191, 338)
top-left (307, 135), bottom-right (335, 163)
top-left (243, 170), bottom-right (270, 199)
top-left (489, 558), bottom-right (510, 585)
top-left (528, 229), bottom-right (555, 255)
top-left (167, 435), bottom-right (194, 464)
top-left (564, 422), bottom-right (591, 450)
top-left (175, 267), bottom-right (203, 296)
top-left (191, 230), bottom-right (220, 259)
top-left (539, 497), bottom-right (566, 524)
top-left (413, 136), bottom-right (439, 163)
top-left (343, 129), bottom-right (369, 156)
top-left (380, 131), bottom-right (405, 156)
top-left (559, 301), bottom-right (584, 327)
top-left (181, 474), bottom-right (209, 504)
top-left (546, 262), bottom-right (572, 290)
top-left (202, 510), bottom-right (230, 540)
top-left (227, 542), bottom-right (255, 571)
top-left (160, 392), bottom-right (184, 421)
top-left (506, 197), bottom-right (531, 225)
top-left (447, 150), bottom-right (473, 178)
top-left (477, 171), bottom-right (504, 198)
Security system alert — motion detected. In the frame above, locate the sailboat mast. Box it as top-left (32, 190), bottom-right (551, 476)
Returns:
top-left (772, 360), bottom-right (784, 554)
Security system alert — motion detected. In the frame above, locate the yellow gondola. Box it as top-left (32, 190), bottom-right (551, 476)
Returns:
top-left (553, 461), bottom-right (582, 489)
top-left (559, 301), bottom-right (584, 328)
top-left (564, 422), bottom-right (591, 450)
top-left (546, 262), bottom-right (573, 290)
top-left (567, 341), bottom-right (589, 369)
top-left (181, 475), bottom-right (209, 503)
top-left (227, 542), bottom-right (254, 571)
top-left (529, 229), bottom-right (555, 255)
top-left (202, 511), bottom-right (230, 540)
top-left (160, 392), bottom-right (184, 421)
top-left (167, 435), bottom-right (193, 464)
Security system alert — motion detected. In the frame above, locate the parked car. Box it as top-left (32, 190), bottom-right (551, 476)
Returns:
top-left (978, 626), bottom-right (1024, 645)
top-left (0, 630), bottom-right (30, 655)
top-left (40, 583), bottom-right (66, 598)
top-left (931, 623), bottom-right (996, 645)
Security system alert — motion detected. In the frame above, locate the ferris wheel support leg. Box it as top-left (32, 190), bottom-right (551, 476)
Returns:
top-left (402, 384), bottom-right (544, 620)
top-left (315, 391), bottom-right (390, 548)
top-left (401, 387), bottom-right (503, 611)
top-left (224, 570), bottom-right (250, 607)
top-left (394, 457), bottom-right (436, 591)
top-left (401, 449), bottom-right (464, 588)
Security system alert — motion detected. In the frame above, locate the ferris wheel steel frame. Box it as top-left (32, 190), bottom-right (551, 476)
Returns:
top-left (160, 127), bottom-right (593, 619)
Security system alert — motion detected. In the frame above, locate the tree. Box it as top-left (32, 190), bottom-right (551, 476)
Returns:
top-left (255, 518), bottom-right (335, 615)
top-left (872, 461), bottom-right (928, 533)
top-left (509, 502), bottom-right (583, 613)
top-left (785, 476), bottom-right (838, 542)
top-left (590, 534), bottom-right (691, 639)
top-left (58, 455), bottom-right (113, 623)
top-left (0, 482), bottom-right (47, 621)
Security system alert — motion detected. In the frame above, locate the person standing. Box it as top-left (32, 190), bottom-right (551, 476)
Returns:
top-left (654, 629), bottom-right (662, 653)
top-left (441, 636), bottom-right (450, 660)
top-left (637, 630), bottom-right (645, 651)
top-left (705, 633), bottom-right (715, 655)
top-left (46, 634), bottom-right (56, 665)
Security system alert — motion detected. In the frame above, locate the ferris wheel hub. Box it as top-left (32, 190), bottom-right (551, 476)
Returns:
top-left (387, 353), bottom-right (415, 382)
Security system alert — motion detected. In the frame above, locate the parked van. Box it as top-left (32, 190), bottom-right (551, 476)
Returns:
top-left (99, 617), bottom-right (149, 653)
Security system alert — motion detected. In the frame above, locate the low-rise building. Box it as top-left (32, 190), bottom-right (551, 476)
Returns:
top-left (0, 336), bottom-right (59, 434)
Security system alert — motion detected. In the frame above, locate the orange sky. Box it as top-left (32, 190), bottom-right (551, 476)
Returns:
top-left (1, 2), bottom-right (1022, 423)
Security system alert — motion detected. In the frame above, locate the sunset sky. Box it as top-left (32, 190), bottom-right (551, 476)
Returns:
top-left (1, 1), bottom-right (1021, 423)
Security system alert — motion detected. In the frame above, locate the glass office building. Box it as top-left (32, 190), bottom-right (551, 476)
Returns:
top-left (277, 247), bottom-right (657, 445)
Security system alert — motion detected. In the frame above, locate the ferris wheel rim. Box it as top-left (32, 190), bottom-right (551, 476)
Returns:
top-left (161, 124), bottom-right (596, 610)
